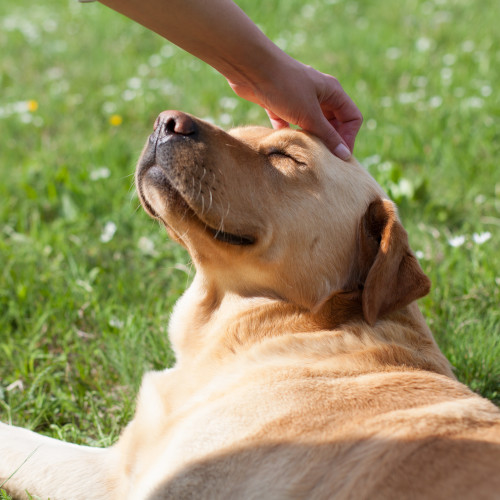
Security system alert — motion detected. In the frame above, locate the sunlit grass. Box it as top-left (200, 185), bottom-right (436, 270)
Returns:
top-left (0, 0), bottom-right (498, 471)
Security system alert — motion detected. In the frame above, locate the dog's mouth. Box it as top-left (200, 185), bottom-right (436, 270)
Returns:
top-left (138, 164), bottom-right (256, 247)
top-left (206, 225), bottom-right (255, 246)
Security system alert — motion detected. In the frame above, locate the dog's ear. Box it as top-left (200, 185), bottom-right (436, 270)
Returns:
top-left (357, 198), bottom-right (430, 325)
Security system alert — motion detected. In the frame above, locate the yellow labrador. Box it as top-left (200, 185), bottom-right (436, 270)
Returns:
top-left (1, 111), bottom-right (499, 499)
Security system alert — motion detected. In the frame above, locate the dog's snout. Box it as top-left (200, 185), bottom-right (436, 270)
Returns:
top-left (154, 110), bottom-right (198, 138)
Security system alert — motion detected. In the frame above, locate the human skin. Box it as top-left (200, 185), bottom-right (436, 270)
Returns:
top-left (97, 0), bottom-right (363, 160)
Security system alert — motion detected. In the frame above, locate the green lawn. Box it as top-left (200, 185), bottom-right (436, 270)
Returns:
top-left (1, 0), bottom-right (499, 462)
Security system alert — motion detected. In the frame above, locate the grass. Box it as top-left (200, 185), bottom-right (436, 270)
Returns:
top-left (0, 0), bottom-right (499, 477)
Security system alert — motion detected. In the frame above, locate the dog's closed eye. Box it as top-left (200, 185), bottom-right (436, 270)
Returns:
top-left (267, 149), bottom-right (306, 166)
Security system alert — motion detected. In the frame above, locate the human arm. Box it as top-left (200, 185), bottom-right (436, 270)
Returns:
top-left (97, 0), bottom-right (362, 159)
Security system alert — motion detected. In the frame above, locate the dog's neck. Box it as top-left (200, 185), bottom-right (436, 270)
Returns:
top-left (167, 273), bottom-right (453, 378)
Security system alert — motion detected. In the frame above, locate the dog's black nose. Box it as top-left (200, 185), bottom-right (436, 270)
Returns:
top-left (153, 110), bottom-right (198, 138)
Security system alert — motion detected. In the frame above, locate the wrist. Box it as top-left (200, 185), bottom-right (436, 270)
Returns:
top-left (218, 36), bottom-right (295, 91)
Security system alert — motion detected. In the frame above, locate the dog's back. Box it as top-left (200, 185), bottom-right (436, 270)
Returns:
top-left (118, 299), bottom-right (500, 499)
top-left (146, 353), bottom-right (500, 499)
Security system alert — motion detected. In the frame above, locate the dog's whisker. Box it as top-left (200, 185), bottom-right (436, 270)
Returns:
top-left (191, 176), bottom-right (196, 201)
top-left (208, 189), bottom-right (213, 213)
top-left (128, 181), bottom-right (137, 195)
top-left (121, 172), bottom-right (136, 181)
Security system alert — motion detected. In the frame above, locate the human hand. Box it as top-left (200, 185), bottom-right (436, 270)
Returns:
top-left (228, 59), bottom-right (362, 161)
top-left (95, 0), bottom-right (361, 159)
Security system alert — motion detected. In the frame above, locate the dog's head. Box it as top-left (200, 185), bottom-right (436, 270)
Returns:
top-left (136, 111), bottom-right (429, 325)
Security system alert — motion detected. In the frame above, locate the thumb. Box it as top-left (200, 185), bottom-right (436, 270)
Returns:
top-left (265, 109), bottom-right (290, 130)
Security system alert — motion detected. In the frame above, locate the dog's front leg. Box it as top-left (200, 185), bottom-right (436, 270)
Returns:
top-left (0, 422), bottom-right (119, 499)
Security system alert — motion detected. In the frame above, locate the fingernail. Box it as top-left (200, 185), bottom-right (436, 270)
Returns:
top-left (334, 143), bottom-right (351, 161)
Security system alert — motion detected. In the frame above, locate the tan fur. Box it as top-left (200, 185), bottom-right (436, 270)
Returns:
top-left (1, 112), bottom-right (499, 499)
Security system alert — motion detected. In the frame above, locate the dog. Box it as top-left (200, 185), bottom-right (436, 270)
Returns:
top-left (1, 111), bottom-right (499, 499)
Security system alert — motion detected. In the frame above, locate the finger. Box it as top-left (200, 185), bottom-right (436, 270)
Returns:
top-left (318, 78), bottom-right (363, 152)
top-left (303, 113), bottom-right (352, 160)
top-left (327, 115), bottom-right (363, 153)
top-left (265, 109), bottom-right (290, 130)
top-left (326, 106), bottom-right (363, 153)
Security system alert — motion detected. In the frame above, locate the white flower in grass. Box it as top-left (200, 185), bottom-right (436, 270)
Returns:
top-left (160, 80), bottom-right (176, 95)
top-left (378, 161), bottom-right (393, 172)
top-left (148, 78), bottom-right (160, 90)
top-left (380, 96), bottom-right (392, 107)
top-left (43, 19), bottom-right (57, 32)
top-left (356, 80), bottom-right (368, 92)
top-left (0, 100), bottom-right (38, 117)
top-left (441, 68), bottom-right (453, 83)
top-left (122, 89), bottom-right (137, 101)
top-left (361, 154), bottom-right (381, 169)
top-left (434, 11), bottom-right (452, 24)
top-left (416, 37), bottom-right (432, 52)
top-left (472, 232), bottom-right (491, 245)
top-left (356, 18), bottom-right (369, 30)
top-left (461, 40), bottom-right (475, 53)
top-left (398, 91), bottom-right (425, 104)
top-left (187, 60), bottom-right (201, 71)
top-left (219, 97), bottom-right (238, 110)
top-left (138, 236), bottom-right (156, 255)
top-left (275, 36), bottom-right (288, 51)
top-left (101, 222), bottom-right (117, 243)
top-left (442, 53), bottom-right (456, 66)
top-left (6, 380), bottom-right (24, 392)
top-left (102, 85), bottom-right (118, 97)
top-left (386, 47), bottom-right (402, 60)
top-left (90, 167), bottom-right (111, 181)
top-left (346, 2), bottom-right (358, 15)
top-left (414, 76), bottom-right (428, 88)
top-left (415, 250), bottom-right (424, 260)
top-left (161, 45), bottom-right (175, 58)
top-left (3, 15), bottom-right (17, 31)
top-left (481, 85), bottom-right (492, 97)
top-left (127, 77), bottom-right (142, 90)
top-left (218, 113), bottom-right (232, 126)
top-left (138, 64), bottom-right (150, 77)
top-left (149, 54), bottom-right (162, 67)
top-left (3, 16), bottom-right (40, 42)
top-left (398, 92), bottom-right (416, 104)
top-left (448, 235), bottom-right (465, 248)
top-left (301, 5), bottom-right (316, 18)
top-left (46, 67), bottom-right (64, 80)
top-left (102, 101), bottom-right (117, 114)
top-left (76, 279), bottom-right (93, 293)
top-left (463, 97), bottom-right (484, 109)
top-left (50, 80), bottom-right (70, 95)
top-left (109, 317), bottom-right (124, 329)
top-left (429, 96), bottom-right (443, 108)
top-left (293, 32), bottom-right (307, 46)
